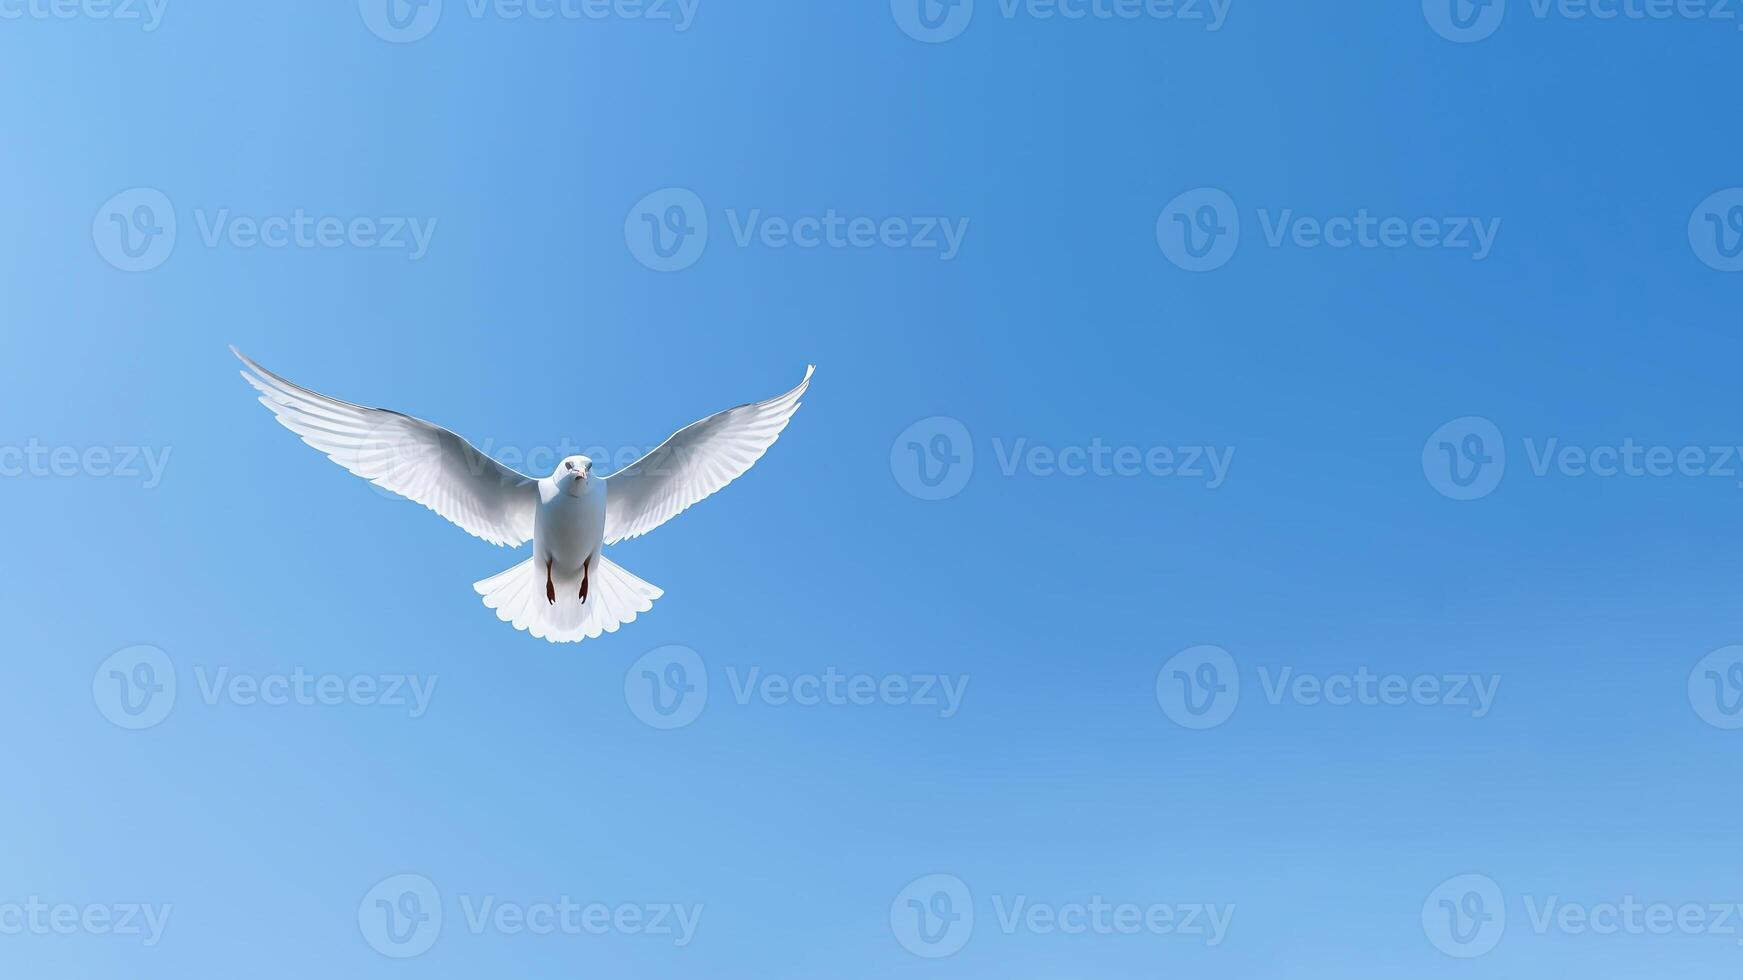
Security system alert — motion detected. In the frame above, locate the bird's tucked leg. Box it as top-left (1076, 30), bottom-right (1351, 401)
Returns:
top-left (578, 558), bottom-right (591, 604)
top-left (545, 558), bottom-right (556, 605)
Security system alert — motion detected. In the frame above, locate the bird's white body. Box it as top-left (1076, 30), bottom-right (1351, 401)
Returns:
top-left (232, 346), bottom-right (812, 644)
top-left (535, 471), bottom-right (606, 592)
top-left (474, 468), bottom-right (653, 642)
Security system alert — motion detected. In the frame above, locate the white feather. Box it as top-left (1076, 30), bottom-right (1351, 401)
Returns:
top-left (603, 365), bottom-right (813, 544)
top-left (233, 347), bottom-right (538, 547)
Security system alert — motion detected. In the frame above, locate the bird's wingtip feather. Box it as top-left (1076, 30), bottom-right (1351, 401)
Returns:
top-left (230, 346), bottom-right (264, 376)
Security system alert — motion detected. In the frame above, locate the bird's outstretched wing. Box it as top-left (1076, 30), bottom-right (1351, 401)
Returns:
top-left (233, 347), bottom-right (539, 547)
top-left (603, 366), bottom-right (813, 545)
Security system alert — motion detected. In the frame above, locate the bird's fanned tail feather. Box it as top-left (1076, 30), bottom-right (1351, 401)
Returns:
top-left (473, 556), bottom-right (662, 644)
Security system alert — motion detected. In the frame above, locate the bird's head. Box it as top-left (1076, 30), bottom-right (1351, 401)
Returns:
top-left (557, 455), bottom-right (596, 494)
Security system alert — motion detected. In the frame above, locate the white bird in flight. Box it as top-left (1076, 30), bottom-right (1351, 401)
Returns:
top-left (232, 348), bottom-right (812, 644)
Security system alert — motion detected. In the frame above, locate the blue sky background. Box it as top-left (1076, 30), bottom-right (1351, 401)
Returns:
top-left (3, 1), bottom-right (1743, 977)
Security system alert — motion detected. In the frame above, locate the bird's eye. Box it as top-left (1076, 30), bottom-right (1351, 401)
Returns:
top-left (566, 462), bottom-right (574, 470)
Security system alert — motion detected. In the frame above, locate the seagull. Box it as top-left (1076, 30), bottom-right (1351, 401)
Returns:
top-left (232, 348), bottom-right (812, 644)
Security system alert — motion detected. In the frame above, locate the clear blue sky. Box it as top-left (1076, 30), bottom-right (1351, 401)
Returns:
top-left (4, 3), bottom-right (1743, 978)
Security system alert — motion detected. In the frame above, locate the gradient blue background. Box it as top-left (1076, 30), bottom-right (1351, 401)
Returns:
top-left (3, 2), bottom-right (1742, 977)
